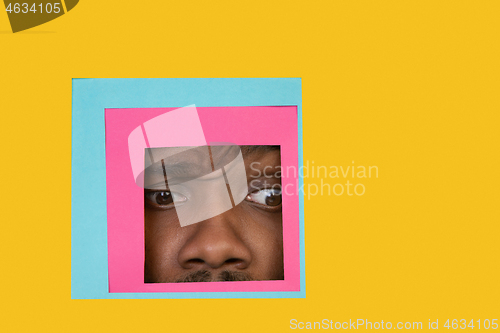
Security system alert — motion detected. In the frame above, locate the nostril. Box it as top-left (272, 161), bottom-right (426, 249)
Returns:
top-left (185, 258), bottom-right (204, 265)
top-left (225, 258), bottom-right (243, 265)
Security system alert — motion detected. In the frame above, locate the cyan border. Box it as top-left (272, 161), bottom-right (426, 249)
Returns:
top-left (71, 78), bottom-right (305, 299)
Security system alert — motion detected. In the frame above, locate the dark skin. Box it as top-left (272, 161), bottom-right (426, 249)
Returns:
top-left (144, 146), bottom-right (283, 283)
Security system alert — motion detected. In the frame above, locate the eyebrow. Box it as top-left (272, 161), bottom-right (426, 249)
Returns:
top-left (144, 145), bottom-right (281, 186)
top-left (147, 161), bottom-right (208, 180)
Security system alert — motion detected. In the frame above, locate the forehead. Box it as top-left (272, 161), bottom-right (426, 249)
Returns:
top-left (240, 145), bottom-right (280, 156)
top-left (146, 145), bottom-right (280, 169)
top-left (240, 146), bottom-right (281, 170)
top-left (143, 145), bottom-right (280, 187)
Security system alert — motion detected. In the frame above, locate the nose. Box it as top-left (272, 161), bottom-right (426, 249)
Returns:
top-left (177, 210), bottom-right (252, 270)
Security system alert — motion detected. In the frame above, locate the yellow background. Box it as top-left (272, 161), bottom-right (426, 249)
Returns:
top-left (1, 1), bottom-right (498, 332)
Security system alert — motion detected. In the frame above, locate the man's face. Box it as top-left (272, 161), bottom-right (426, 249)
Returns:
top-left (144, 145), bottom-right (283, 283)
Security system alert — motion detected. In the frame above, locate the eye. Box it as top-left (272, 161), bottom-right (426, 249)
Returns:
top-left (145, 190), bottom-right (187, 209)
top-left (245, 188), bottom-right (282, 207)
